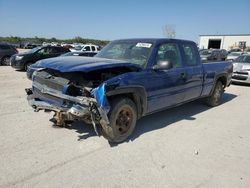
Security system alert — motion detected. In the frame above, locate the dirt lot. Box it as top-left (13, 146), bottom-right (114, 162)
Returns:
top-left (0, 66), bottom-right (250, 188)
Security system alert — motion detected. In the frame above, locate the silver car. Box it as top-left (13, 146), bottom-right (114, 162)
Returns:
top-left (232, 54), bottom-right (250, 84)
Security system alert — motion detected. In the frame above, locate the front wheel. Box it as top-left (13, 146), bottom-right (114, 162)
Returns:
top-left (101, 97), bottom-right (137, 143)
top-left (205, 81), bottom-right (224, 107)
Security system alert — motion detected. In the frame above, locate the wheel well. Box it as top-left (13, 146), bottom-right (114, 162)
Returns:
top-left (217, 76), bottom-right (227, 88)
top-left (24, 61), bottom-right (34, 70)
top-left (107, 93), bottom-right (144, 119)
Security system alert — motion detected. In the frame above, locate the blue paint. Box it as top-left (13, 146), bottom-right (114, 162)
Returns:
top-left (31, 38), bottom-right (232, 115)
top-left (91, 84), bottom-right (110, 113)
top-left (36, 56), bottom-right (141, 73)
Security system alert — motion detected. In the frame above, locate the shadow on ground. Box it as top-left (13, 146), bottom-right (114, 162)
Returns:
top-left (64, 93), bottom-right (237, 145)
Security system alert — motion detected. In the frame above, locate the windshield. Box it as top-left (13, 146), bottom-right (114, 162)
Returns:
top-left (234, 55), bottom-right (250, 63)
top-left (230, 52), bottom-right (241, 56)
top-left (96, 41), bottom-right (153, 67)
top-left (200, 50), bottom-right (211, 55)
top-left (74, 46), bottom-right (82, 50)
top-left (28, 46), bottom-right (42, 53)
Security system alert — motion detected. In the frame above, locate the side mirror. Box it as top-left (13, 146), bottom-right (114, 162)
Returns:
top-left (153, 60), bottom-right (173, 70)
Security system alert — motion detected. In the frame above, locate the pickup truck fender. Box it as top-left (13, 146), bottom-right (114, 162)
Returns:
top-left (105, 85), bottom-right (147, 119)
top-left (209, 73), bottom-right (228, 95)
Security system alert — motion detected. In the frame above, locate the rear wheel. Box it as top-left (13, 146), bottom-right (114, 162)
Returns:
top-left (205, 81), bottom-right (224, 107)
top-left (1, 56), bottom-right (10, 66)
top-left (101, 97), bottom-right (137, 143)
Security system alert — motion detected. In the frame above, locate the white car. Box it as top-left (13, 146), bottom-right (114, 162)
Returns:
top-left (232, 54), bottom-right (250, 84)
top-left (70, 44), bottom-right (100, 52)
top-left (227, 52), bottom-right (243, 61)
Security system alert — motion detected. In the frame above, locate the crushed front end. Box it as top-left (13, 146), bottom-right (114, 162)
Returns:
top-left (26, 69), bottom-right (110, 134)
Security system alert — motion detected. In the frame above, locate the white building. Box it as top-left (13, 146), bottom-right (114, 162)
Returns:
top-left (199, 34), bottom-right (250, 50)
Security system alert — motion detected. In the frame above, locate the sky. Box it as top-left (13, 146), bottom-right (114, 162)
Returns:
top-left (0, 0), bottom-right (249, 42)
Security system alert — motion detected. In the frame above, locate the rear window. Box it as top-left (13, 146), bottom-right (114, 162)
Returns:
top-left (200, 50), bottom-right (211, 55)
top-left (182, 44), bottom-right (198, 66)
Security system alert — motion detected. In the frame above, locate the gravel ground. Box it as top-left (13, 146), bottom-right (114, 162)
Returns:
top-left (0, 66), bottom-right (250, 188)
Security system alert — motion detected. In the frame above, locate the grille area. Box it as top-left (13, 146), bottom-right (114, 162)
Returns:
top-left (232, 75), bottom-right (248, 81)
top-left (233, 71), bottom-right (249, 75)
top-left (33, 71), bottom-right (69, 91)
top-left (33, 71), bottom-right (70, 105)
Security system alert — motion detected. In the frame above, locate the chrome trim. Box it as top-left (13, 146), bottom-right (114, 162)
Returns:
top-left (32, 81), bottom-right (96, 105)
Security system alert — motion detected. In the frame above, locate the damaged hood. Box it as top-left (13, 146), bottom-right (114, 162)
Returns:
top-left (36, 56), bottom-right (141, 72)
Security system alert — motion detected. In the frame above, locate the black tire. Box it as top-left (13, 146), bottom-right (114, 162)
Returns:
top-left (205, 81), bottom-right (224, 107)
top-left (25, 62), bottom-right (33, 71)
top-left (101, 97), bottom-right (137, 143)
top-left (1, 56), bottom-right (10, 66)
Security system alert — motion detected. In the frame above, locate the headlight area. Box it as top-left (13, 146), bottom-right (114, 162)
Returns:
top-left (15, 55), bottom-right (24, 61)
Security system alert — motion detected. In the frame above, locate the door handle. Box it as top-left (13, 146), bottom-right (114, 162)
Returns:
top-left (180, 72), bottom-right (186, 79)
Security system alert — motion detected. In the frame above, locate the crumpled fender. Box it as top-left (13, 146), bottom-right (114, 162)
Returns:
top-left (91, 83), bottom-right (110, 113)
top-left (91, 83), bottom-right (110, 126)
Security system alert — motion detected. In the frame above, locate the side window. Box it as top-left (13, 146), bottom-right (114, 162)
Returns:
top-left (47, 47), bottom-right (57, 54)
top-left (37, 48), bottom-right (48, 55)
top-left (182, 44), bottom-right (198, 66)
top-left (37, 47), bottom-right (55, 55)
top-left (83, 46), bottom-right (91, 51)
top-left (91, 46), bottom-right (96, 51)
top-left (156, 43), bottom-right (181, 68)
top-left (54, 47), bottom-right (63, 53)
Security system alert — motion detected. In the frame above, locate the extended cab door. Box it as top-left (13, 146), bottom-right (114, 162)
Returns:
top-left (146, 42), bottom-right (188, 113)
top-left (180, 43), bottom-right (203, 101)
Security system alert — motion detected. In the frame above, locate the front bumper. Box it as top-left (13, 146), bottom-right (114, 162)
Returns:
top-left (26, 89), bottom-right (73, 112)
top-left (232, 71), bottom-right (250, 84)
top-left (10, 57), bottom-right (25, 70)
top-left (26, 83), bottom-right (110, 127)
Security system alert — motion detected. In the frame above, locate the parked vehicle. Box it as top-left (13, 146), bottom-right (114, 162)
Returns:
top-left (200, 49), bottom-right (228, 61)
top-left (0, 44), bottom-right (18, 65)
top-left (232, 54), bottom-right (250, 84)
top-left (26, 51), bottom-right (98, 79)
top-left (11, 46), bottom-right (70, 71)
top-left (24, 43), bottom-right (41, 49)
top-left (62, 51), bottom-right (97, 57)
top-left (226, 52), bottom-right (244, 61)
top-left (228, 48), bottom-right (242, 54)
top-left (26, 38), bottom-right (233, 143)
top-left (70, 44), bottom-right (100, 52)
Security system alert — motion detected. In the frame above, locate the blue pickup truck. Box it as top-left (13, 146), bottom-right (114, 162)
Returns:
top-left (26, 38), bottom-right (233, 143)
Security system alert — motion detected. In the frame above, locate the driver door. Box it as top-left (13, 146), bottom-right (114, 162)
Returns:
top-left (145, 42), bottom-right (187, 113)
